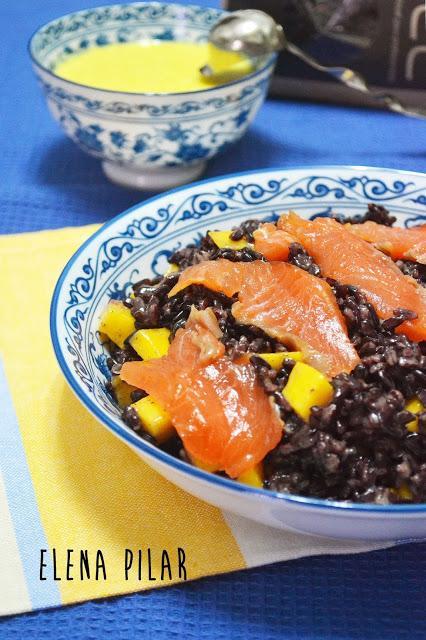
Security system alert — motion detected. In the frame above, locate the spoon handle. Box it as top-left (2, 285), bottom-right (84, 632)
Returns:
top-left (286, 42), bottom-right (426, 120)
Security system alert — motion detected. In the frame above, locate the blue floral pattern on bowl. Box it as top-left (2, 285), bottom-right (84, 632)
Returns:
top-left (29, 3), bottom-right (276, 188)
top-left (50, 167), bottom-right (426, 537)
top-left (51, 166), bottom-right (426, 410)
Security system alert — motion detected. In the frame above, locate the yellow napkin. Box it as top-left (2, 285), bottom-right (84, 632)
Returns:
top-left (0, 225), bottom-right (389, 616)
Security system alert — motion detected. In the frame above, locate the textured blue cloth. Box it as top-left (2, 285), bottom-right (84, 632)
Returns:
top-left (1, 0), bottom-right (425, 637)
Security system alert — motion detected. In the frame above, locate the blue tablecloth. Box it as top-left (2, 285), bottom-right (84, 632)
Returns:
top-left (1, 0), bottom-right (425, 637)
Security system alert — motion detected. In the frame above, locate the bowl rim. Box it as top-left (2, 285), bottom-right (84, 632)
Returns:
top-left (28, 1), bottom-right (277, 99)
top-left (50, 164), bottom-right (426, 515)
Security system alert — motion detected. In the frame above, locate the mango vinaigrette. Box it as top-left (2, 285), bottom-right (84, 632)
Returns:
top-left (54, 41), bottom-right (253, 93)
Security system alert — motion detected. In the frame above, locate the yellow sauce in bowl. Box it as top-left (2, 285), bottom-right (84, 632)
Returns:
top-left (54, 41), bottom-right (253, 93)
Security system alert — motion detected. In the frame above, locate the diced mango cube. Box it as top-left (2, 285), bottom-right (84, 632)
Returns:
top-left (283, 361), bottom-right (333, 422)
top-left (110, 376), bottom-right (137, 409)
top-left (396, 484), bottom-right (413, 501)
top-left (129, 328), bottom-right (171, 360)
top-left (190, 455), bottom-right (219, 473)
top-left (208, 230), bottom-right (248, 250)
top-left (164, 263), bottom-right (179, 275)
top-left (131, 396), bottom-right (174, 443)
top-left (405, 397), bottom-right (424, 433)
top-left (98, 300), bottom-right (135, 349)
top-left (238, 463), bottom-right (264, 488)
top-left (258, 351), bottom-right (303, 371)
top-left (406, 398), bottom-right (423, 413)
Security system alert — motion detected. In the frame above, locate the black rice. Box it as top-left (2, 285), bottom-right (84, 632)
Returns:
top-left (334, 203), bottom-right (397, 227)
top-left (396, 259), bottom-right (426, 287)
top-left (105, 208), bottom-right (426, 504)
top-left (265, 284), bottom-right (426, 503)
top-left (288, 242), bottom-right (322, 277)
top-left (106, 342), bottom-right (141, 376)
top-left (230, 219), bottom-right (263, 242)
top-left (168, 234), bottom-right (217, 269)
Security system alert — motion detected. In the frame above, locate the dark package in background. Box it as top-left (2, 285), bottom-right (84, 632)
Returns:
top-left (223, 1), bottom-right (426, 108)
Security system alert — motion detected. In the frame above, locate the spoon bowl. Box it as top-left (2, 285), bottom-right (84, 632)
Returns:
top-left (204, 8), bottom-right (426, 119)
top-left (208, 9), bottom-right (285, 57)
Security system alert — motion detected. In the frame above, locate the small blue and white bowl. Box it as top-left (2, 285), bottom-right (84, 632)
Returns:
top-left (29, 2), bottom-right (276, 190)
top-left (51, 165), bottom-right (426, 541)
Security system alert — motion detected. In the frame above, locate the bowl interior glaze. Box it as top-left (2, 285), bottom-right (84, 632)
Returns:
top-left (29, 2), bottom-right (270, 95)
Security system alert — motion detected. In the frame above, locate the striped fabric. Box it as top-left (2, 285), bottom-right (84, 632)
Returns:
top-left (0, 226), bottom-right (390, 616)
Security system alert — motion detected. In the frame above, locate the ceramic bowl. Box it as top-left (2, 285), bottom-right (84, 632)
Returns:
top-left (28, 2), bottom-right (275, 191)
top-left (51, 165), bottom-right (426, 541)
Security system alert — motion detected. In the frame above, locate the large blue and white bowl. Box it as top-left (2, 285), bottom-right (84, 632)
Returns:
top-left (51, 166), bottom-right (426, 541)
top-left (29, 2), bottom-right (275, 190)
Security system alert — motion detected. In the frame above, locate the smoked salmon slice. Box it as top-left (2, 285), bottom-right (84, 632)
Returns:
top-left (347, 220), bottom-right (426, 264)
top-left (120, 308), bottom-right (283, 478)
top-left (168, 259), bottom-right (360, 377)
top-left (279, 212), bottom-right (426, 342)
top-left (253, 222), bottom-right (295, 261)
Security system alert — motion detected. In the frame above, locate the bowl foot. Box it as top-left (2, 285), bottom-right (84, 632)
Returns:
top-left (102, 160), bottom-right (207, 191)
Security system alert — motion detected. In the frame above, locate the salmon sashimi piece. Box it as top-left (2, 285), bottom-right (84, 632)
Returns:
top-left (253, 222), bottom-right (295, 260)
top-left (121, 307), bottom-right (225, 404)
top-left (169, 259), bottom-right (360, 377)
top-left (168, 259), bottom-right (247, 298)
top-left (120, 308), bottom-right (283, 478)
top-left (347, 220), bottom-right (426, 264)
top-left (279, 212), bottom-right (426, 341)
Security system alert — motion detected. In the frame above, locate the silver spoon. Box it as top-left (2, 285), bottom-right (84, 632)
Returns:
top-left (201, 9), bottom-right (426, 120)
